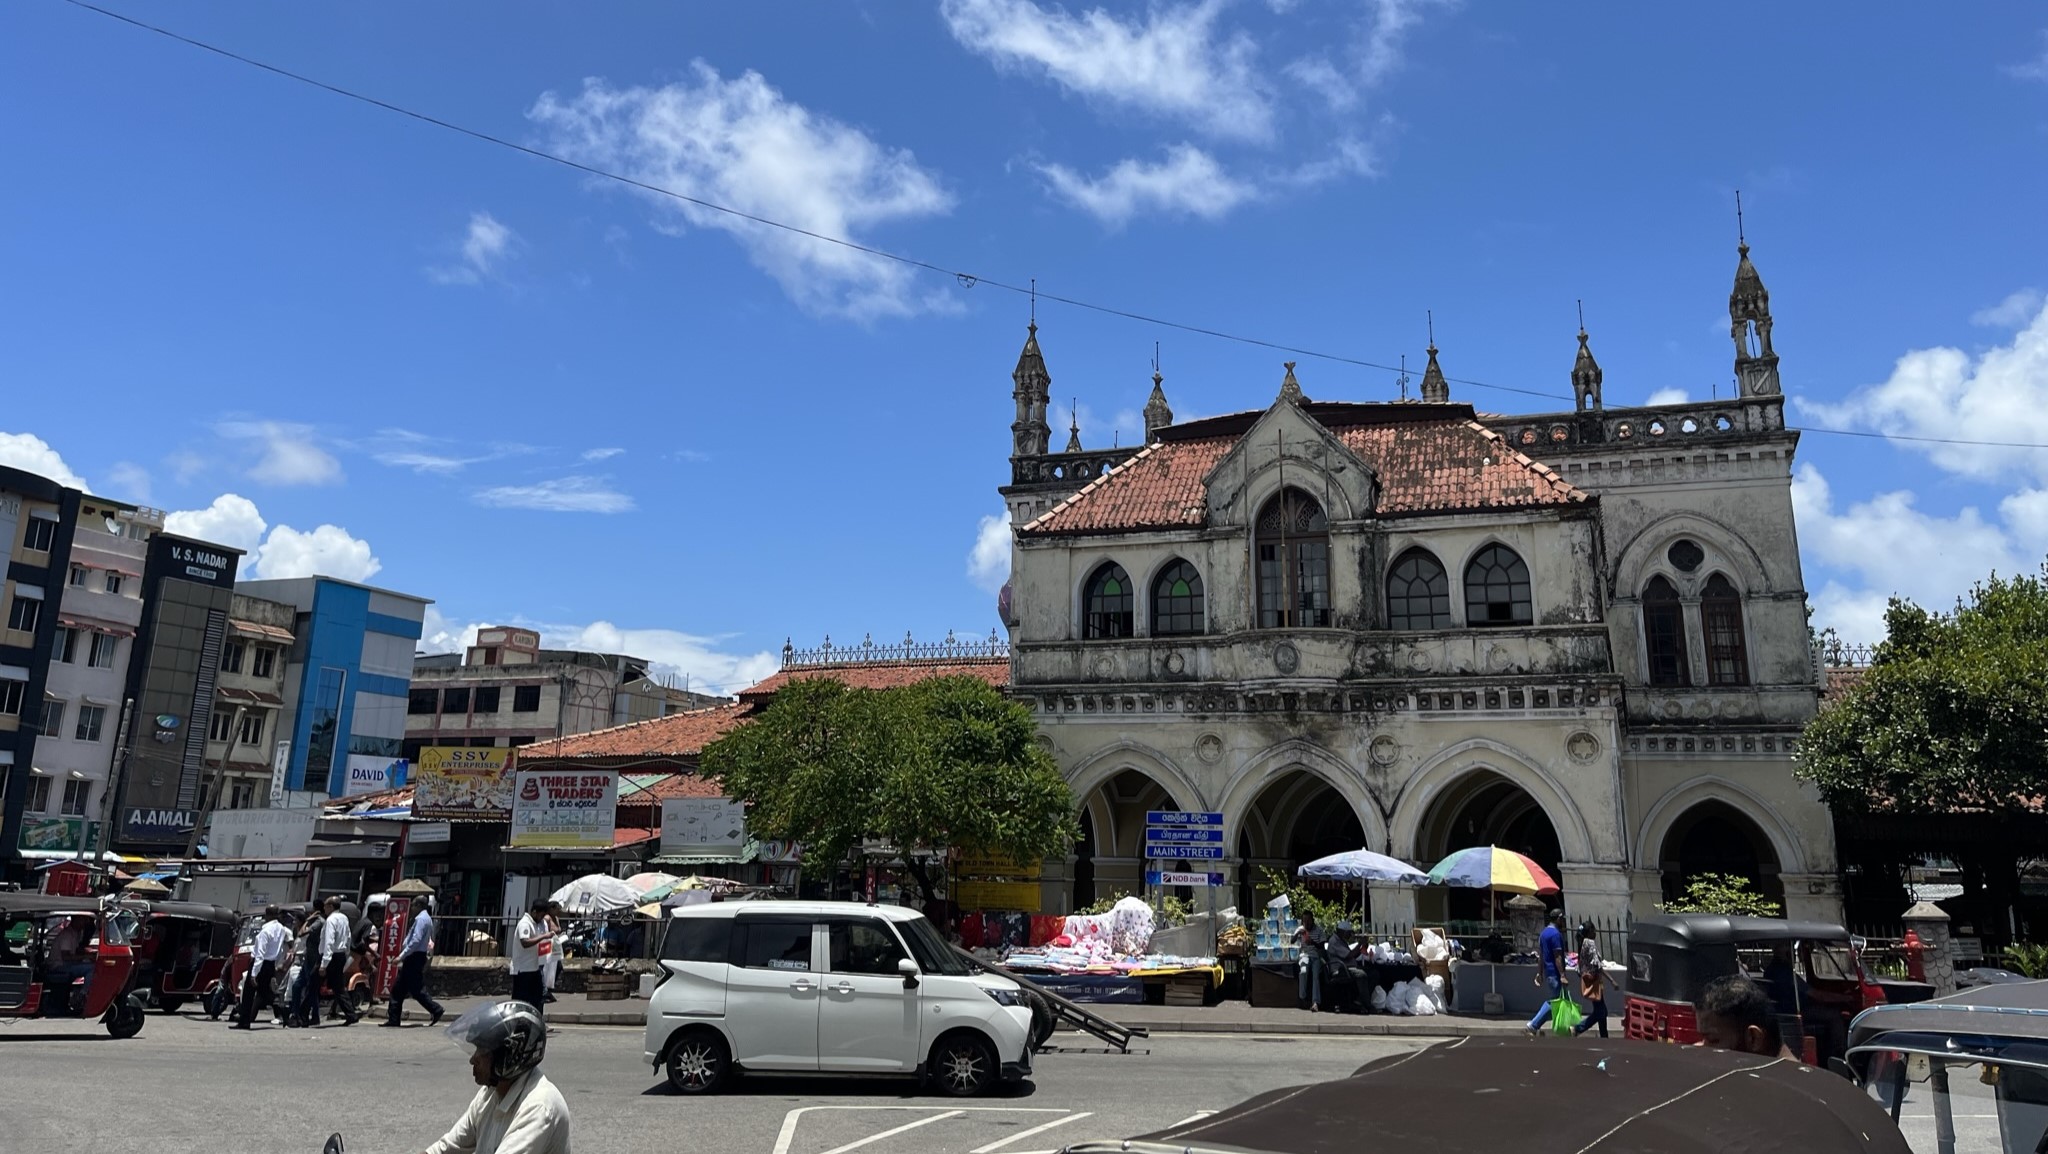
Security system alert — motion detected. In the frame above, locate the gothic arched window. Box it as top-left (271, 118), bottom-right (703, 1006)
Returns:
top-left (1386, 548), bottom-right (1451, 630)
top-left (1701, 573), bottom-right (1750, 686)
top-left (1151, 560), bottom-right (1205, 637)
top-left (1463, 544), bottom-right (1533, 627)
top-left (1642, 575), bottom-right (1690, 687)
top-left (1255, 488), bottom-right (1330, 628)
top-left (1082, 563), bottom-right (1134, 640)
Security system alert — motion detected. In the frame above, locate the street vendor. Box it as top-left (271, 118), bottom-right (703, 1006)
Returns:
top-left (1293, 909), bottom-right (1327, 1013)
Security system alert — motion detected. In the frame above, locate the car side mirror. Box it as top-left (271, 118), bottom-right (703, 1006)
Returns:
top-left (898, 957), bottom-right (920, 988)
top-left (323, 1135), bottom-right (345, 1154)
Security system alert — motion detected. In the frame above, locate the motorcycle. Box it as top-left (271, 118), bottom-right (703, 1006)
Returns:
top-left (324, 1137), bottom-right (342, 1154)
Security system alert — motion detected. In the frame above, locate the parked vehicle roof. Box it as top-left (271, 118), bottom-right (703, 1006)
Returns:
top-left (669, 900), bottom-right (929, 921)
top-left (0, 893), bottom-right (113, 916)
top-left (1848, 977), bottom-right (2048, 1056)
top-left (1629, 913), bottom-right (1853, 949)
top-left (123, 900), bottom-right (238, 924)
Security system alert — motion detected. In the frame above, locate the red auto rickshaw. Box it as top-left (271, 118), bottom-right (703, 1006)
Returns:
top-left (0, 891), bottom-right (148, 1037)
top-left (212, 902), bottom-right (310, 1019)
top-left (123, 899), bottom-right (237, 1015)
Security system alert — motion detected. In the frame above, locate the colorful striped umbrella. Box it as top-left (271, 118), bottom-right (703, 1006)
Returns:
top-left (1425, 846), bottom-right (1560, 895)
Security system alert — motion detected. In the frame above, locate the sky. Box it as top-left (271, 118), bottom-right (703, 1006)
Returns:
top-left (5, 1), bottom-right (2048, 696)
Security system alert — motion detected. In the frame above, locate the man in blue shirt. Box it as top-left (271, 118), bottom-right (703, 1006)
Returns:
top-left (381, 895), bottom-right (446, 1028)
top-left (1525, 910), bottom-right (1569, 1035)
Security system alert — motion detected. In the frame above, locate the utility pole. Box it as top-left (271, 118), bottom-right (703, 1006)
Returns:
top-left (85, 696), bottom-right (136, 886)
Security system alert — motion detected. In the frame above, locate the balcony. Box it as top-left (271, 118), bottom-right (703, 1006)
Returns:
top-left (1012, 624), bottom-right (1612, 688)
top-left (55, 585), bottom-right (142, 630)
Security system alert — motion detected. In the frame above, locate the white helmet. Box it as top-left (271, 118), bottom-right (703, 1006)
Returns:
top-left (445, 1001), bottom-right (546, 1082)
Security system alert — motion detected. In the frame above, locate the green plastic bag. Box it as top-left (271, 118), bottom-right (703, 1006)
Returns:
top-left (1549, 993), bottom-right (1584, 1036)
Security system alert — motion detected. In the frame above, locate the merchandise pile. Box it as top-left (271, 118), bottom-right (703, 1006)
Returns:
top-left (999, 897), bottom-right (1218, 975)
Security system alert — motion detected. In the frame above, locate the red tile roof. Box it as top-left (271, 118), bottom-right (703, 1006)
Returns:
top-left (620, 773), bottom-right (725, 803)
top-left (1021, 403), bottom-right (1588, 537)
top-left (514, 703), bottom-right (750, 761)
top-left (737, 659), bottom-right (1011, 705)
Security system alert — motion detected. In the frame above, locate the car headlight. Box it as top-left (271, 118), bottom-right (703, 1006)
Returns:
top-left (983, 987), bottom-right (1028, 1007)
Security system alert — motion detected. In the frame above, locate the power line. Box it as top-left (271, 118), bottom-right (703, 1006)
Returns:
top-left (51, 0), bottom-right (2048, 453)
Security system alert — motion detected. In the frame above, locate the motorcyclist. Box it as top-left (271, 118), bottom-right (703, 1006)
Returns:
top-left (424, 1000), bottom-right (569, 1154)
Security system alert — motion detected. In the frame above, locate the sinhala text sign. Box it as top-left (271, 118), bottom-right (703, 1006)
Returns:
top-left (412, 747), bottom-right (513, 820)
top-left (660, 797), bottom-right (747, 856)
top-left (511, 770), bottom-right (618, 850)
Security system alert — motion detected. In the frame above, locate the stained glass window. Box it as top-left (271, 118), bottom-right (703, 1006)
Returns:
top-left (1083, 563), bottom-right (1135, 639)
top-left (1151, 560), bottom-right (1205, 636)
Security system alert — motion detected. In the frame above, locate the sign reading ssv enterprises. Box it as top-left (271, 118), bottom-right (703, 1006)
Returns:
top-left (412, 747), bottom-right (514, 820)
top-left (510, 770), bottom-right (619, 849)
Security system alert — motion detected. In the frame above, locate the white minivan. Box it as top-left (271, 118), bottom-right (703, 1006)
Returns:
top-left (644, 900), bottom-right (1036, 1096)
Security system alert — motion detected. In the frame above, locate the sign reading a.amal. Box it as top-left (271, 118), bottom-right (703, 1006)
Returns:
top-left (510, 769), bottom-right (618, 850)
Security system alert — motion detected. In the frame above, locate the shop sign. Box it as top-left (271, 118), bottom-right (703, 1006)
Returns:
top-left (407, 822), bottom-right (452, 844)
top-left (1145, 810), bottom-right (1223, 826)
top-left (159, 540), bottom-right (237, 587)
top-left (660, 797), bottom-right (747, 855)
top-left (954, 849), bottom-right (1043, 879)
top-left (122, 807), bottom-right (197, 842)
top-left (1142, 826), bottom-right (1222, 844)
top-left (1147, 871), bottom-right (1226, 887)
top-left (269, 740), bottom-right (292, 808)
top-left (954, 879), bottom-right (1041, 912)
top-left (342, 755), bottom-right (404, 797)
top-left (17, 816), bottom-right (90, 853)
top-left (413, 747), bottom-right (513, 820)
top-left (509, 769), bottom-right (618, 850)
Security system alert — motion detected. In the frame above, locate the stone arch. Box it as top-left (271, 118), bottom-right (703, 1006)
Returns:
top-left (1239, 455), bottom-right (1371, 525)
top-left (1215, 737), bottom-right (1388, 854)
top-left (1611, 510), bottom-right (1774, 600)
top-left (1634, 776), bottom-right (1807, 877)
top-left (1389, 737), bottom-right (1595, 864)
top-left (1064, 740), bottom-right (1206, 817)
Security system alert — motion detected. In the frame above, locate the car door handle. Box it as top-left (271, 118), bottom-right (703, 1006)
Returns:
top-left (831, 981), bottom-right (855, 993)
top-left (790, 979), bottom-right (815, 992)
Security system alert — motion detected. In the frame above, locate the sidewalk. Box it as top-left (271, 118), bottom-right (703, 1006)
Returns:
top-left (391, 992), bottom-right (1535, 1037)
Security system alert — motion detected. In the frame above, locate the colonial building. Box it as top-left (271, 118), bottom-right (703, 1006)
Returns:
top-left (998, 240), bottom-right (1839, 924)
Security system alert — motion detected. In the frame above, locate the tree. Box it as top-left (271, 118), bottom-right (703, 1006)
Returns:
top-left (1659, 873), bottom-right (1784, 918)
top-left (701, 675), bottom-right (1079, 906)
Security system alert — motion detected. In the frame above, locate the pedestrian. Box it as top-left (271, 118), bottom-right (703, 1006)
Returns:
top-left (1525, 909), bottom-right (1569, 1036)
top-left (287, 909), bottom-right (323, 1027)
top-left (320, 896), bottom-right (360, 1025)
top-left (510, 898), bottom-right (555, 1019)
top-left (231, 904), bottom-right (290, 1029)
top-left (382, 895), bottom-right (445, 1028)
top-left (1572, 919), bottom-right (1609, 1039)
top-left (351, 899), bottom-right (385, 1013)
top-left (1698, 974), bottom-right (1798, 1060)
top-left (1292, 907), bottom-right (1325, 1013)
top-left (540, 902), bottom-right (563, 1005)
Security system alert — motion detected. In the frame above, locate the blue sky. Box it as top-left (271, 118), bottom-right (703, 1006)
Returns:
top-left (5, 1), bottom-right (2048, 695)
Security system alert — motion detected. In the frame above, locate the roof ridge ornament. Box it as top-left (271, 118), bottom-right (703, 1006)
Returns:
top-left (1277, 361), bottom-right (1305, 404)
top-left (1572, 299), bottom-right (1603, 412)
top-left (1419, 312), bottom-right (1449, 404)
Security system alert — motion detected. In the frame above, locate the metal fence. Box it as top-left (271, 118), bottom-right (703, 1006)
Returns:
top-left (426, 914), bottom-right (664, 961)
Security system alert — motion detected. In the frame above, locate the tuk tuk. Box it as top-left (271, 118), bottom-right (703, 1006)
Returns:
top-left (1844, 978), bottom-right (2048, 1154)
top-left (1624, 913), bottom-right (1887, 1065)
top-left (213, 902), bottom-right (311, 1019)
top-left (0, 891), bottom-right (148, 1037)
top-left (123, 900), bottom-right (237, 1014)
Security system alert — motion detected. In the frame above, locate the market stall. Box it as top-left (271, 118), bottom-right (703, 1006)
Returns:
top-left (975, 897), bottom-right (1221, 1005)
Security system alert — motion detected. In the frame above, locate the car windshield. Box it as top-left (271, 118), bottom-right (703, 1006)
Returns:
top-left (897, 915), bottom-right (970, 976)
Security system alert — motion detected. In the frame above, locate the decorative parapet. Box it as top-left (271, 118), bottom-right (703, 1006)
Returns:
top-left (1482, 395), bottom-right (1788, 453)
top-left (781, 629), bottom-right (1010, 669)
top-left (1006, 447), bottom-right (1140, 488)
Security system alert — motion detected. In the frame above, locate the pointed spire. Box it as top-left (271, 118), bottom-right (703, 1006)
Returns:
top-left (1728, 192), bottom-right (1780, 396)
top-left (1143, 345), bottom-right (1173, 442)
top-left (1065, 398), bottom-right (1083, 453)
top-left (1010, 319), bottom-right (1052, 458)
top-left (1277, 361), bottom-right (1305, 404)
top-left (1572, 300), bottom-right (1603, 412)
top-left (1419, 313), bottom-right (1449, 403)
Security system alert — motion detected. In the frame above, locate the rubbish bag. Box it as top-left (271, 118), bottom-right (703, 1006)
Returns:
top-left (1550, 992), bottom-right (1584, 1036)
top-left (1416, 930), bottom-right (1449, 963)
top-left (1370, 984), bottom-right (1389, 1012)
top-left (1424, 973), bottom-right (1447, 1013)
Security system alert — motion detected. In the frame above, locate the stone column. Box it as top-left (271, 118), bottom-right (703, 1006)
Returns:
top-left (1506, 894), bottom-right (1547, 955)
top-left (1557, 862), bottom-right (1633, 924)
top-left (1780, 872), bottom-right (1846, 924)
top-left (1903, 901), bottom-right (1955, 997)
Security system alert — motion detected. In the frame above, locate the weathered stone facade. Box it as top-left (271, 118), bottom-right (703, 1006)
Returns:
top-left (997, 245), bottom-right (1841, 925)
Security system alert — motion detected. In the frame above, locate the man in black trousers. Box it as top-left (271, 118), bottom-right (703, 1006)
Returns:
top-left (381, 895), bottom-right (444, 1027)
top-left (230, 904), bottom-right (289, 1029)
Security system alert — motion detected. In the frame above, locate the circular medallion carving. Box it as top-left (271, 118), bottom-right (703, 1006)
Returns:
top-left (1485, 644), bottom-right (1512, 673)
top-left (1566, 731), bottom-right (1600, 763)
top-left (1407, 649), bottom-right (1432, 673)
top-left (1196, 734), bottom-right (1224, 764)
top-left (1164, 651), bottom-right (1186, 675)
top-left (1091, 655), bottom-right (1114, 679)
top-left (1034, 734), bottom-right (1056, 753)
top-left (1274, 642), bottom-right (1300, 674)
top-left (1661, 699), bottom-right (1683, 719)
top-left (1368, 735), bottom-right (1400, 768)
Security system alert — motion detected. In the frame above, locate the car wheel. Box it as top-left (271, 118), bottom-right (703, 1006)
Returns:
top-left (1025, 990), bottom-right (1056, 1049)
top-left (665, 1030), bottom-right (731, 1094)
top-left (930, 1033), bottom-right (997, 1098)
top-left (106, 995), bottom-right (147, 1039)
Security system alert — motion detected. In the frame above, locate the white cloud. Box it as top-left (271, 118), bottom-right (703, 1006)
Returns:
top-left (104, 462), bottom-right (152, 504)
top-left (1972, 288), bottom-right (2045, 328)
top-left (530, 66), bottom-right (954, 320)
top-left (582, 447), bottom-right (625, 461)
top-left (418, 606), bottom-right (479, 656)
top-left (1285, 55), bottom-right (1360, 111)
top-left (420, 609), bottom-right (777, 697)
top-left (2006, 30), bottom-right (2048, 81)
top-left (218, 420), bottom-right (342, 486)
top-left (968, 512), bottom-right (1012, 593)
top-left (428, 211), bottom-right (517, 285)
top-left (473, 476), bottom-right (634, 514)
top-left (165, 494), bottom-right (267, 554)
top-left (1645, 388), bottom-right (1689, 406)
top-left (369, 429), bottom-right (533, 475)
top-left (254, 523), bottom-right (382, 582)
top-left (1796, 293), bottom-right (2048, 484)
top-left (1040, 144), bottom-right (1259, 227)
top-left (941, 0), bottom-right (1272, 141)
top-left (0, 431), bottom-right (90, 490)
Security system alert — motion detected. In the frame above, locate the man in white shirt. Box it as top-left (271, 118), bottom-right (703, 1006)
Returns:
top-left (509, 899), bottom-right (554, 1021)
top-left (231, 904), bottom-right (291, 1029)
top-left (319, 896), bottom-right (360, 1025)
top-left (428, 1000), bottom-right (569, 1154)
top-left (383, 895), bottom-right (444, 1027)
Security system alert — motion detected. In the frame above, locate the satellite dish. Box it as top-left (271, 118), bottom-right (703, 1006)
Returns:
top-left (105, 515), bottom-right (121, 534)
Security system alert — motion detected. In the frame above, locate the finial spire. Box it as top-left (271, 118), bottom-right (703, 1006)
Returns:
top-left (1065, 397), bottom-right (1083, 452)
top-left (1728, 202), bottom-right (1780, 397)
top-left (1735, 190), bottom-right (1747, 252)
top-left (1419, 314), bottom-right (1449, 403)
top-left (1143, 344), bottom-right (1173, 442)
top-left (1277, 361), bottom-right (1305, 404)
top-left (1398, 354), bottom-right (1409, 401)
top-left (1572, 301), bottom-right (1603, 412)
top-left (1010, 314), bottom-right (1053, 458)
top-left (1030, 277), bottom-right (1037, 326)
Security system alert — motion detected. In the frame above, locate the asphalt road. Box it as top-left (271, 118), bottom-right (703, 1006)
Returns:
top-left (0, 1010), bottom-right (1423, 1154)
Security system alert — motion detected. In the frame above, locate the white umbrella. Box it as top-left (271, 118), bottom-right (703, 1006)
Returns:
top-left (1297, 849), bottom-right (1428, 925)
top-left (550, 874), bottom-right (642, 915)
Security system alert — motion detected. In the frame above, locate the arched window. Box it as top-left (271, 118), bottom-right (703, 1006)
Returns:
top-left (1701, 573), bottom-right (1749, 686)
top-left (1386, 548), bottom-right (1451, 630)
top-left (1082, 563), bottom-right (1134, 639)
top-left (1463, 544), bottom-right (1532, 626)
top-left (1151, 560), bottom-right (1205, 636)
top-left (1642, 576), bottom-right (1689, 686)
top-left (1255, 488), bottom-right (1330, 628)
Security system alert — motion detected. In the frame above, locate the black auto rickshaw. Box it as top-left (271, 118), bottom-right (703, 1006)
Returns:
top-left (0, 891), bottom-right (148, 1037)
top-left (1624, 913), bottom-right (1887, 1065)
top-left (122, 899), bottom-right (237, 1014)
top-left (1845, 978), bottom-right (2048, 1154)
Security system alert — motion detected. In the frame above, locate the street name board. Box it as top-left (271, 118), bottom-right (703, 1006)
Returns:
top-left (1147, 871), bottom-right (1226, 886)
top-left (1144, 844), bottom-right (1226, 860)
top-left (1145, 810), bottom-right (1223, 827)
top-left (1142, 826), bottom-right (1222, 844)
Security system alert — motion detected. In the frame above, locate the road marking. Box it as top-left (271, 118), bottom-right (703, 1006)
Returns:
top-left (772, 1105), bottom-right (1071, 1154)
top-left (813, 1110), bottom-right (964, 1154)
top-left (969, 1112), bottom-right (1090, 1153)
top-left (1166, 1110), bottom-right (1216, 1128)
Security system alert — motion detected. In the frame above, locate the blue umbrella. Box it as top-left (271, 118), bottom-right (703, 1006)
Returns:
top-left (1298, 849), bottom-right (1428, 885)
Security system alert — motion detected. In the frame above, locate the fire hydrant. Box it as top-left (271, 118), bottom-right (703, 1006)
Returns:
top-left (1903, 928), bottom-right (1927, 982)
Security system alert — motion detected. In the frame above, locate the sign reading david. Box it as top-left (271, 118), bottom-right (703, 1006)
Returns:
top-left (509, 769), bottom-right (618, 850)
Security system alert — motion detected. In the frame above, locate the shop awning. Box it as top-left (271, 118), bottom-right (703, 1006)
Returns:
top-left (216, 686), bottom-right (284, 706)
top-left (651, 843), bottom-right (760, 866)
top-left (19, 849), bottom-right (144, 862)
top-left (229, 619), bottom-right (296, 643)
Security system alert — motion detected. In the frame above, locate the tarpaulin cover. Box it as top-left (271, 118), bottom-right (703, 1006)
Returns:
top-left (1136, 1038), bottom-right (1909, 1154)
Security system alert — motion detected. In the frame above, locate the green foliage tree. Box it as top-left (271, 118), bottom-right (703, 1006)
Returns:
top-left (1658, 872), bottom-right (1784, 918)
top-left (1800, 569), bottom-right (2048, 816)
top-left (700, 675), bottom-right (1079, 906)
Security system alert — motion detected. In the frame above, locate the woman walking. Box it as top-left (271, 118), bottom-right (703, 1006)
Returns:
top-left (1573, 919), bottom-right (1610, 1039)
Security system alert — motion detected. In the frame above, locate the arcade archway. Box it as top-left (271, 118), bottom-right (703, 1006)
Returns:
top-left (1234, 769), bottom-right (1369, 919)
top-left (1070, 768), bottom-right (1187, 907)
top-left (1658, 800), bottom-right (1783, 905)
top-left (1414, 770), bottom-right (1564, 921)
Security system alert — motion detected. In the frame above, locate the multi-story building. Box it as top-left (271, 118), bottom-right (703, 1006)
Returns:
top-left (198, 592), bottom-right (299, 811)
top-left (236, 576), bottom-right (432, 804)
top-left (403, 626), bottom-right (677, 758)
top-left (3, 465), bottom-right (87, 873)
top-left (996, 238), bottom-right (1840, 924)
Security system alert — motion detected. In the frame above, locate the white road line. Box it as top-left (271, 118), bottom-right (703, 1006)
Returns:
top-left (772, 1104), bottom-right (1074, 1154)
top-left (1166, 1110), bottom-right (1216, 1128)
top-left (813, 1110), bottom-right (964, 1154)
top-left (969, 1112), bottom-right (1090, 1154)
